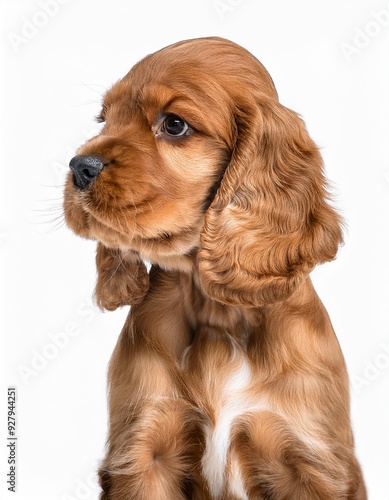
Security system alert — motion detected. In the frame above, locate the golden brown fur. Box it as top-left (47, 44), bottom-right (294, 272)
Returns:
top-left (64, 37), bottom-right (366, 499)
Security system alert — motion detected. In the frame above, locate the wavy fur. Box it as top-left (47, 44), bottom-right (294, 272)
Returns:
top-left (64, 37), bottom-right (366, 499)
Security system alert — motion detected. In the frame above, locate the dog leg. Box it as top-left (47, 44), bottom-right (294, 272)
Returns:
top-left (99, 269), bottom-right (199, 499)
top-left (230, 412), bottom-right (366, 500)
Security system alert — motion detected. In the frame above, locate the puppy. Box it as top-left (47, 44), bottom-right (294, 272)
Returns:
top-left (64, 37), bottom-right (366, 499)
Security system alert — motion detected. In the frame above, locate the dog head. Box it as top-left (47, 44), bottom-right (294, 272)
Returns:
top-left (64, 37), bottom-right (342, 308)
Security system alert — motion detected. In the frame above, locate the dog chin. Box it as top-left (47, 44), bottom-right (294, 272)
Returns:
top-left (69, 214), bottom-right (199, 271)
top-left (144, 253), bottom-right (195, 274)
top-left (87, 223), bottom-right (198, 273)
top-left (135, 234), bottom-right (199, 273)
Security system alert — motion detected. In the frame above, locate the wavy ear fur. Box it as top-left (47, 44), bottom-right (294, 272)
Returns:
top-left (94, 243), bottom-right (149, 311)
top-left (199, 96), bottom-right (343, 307)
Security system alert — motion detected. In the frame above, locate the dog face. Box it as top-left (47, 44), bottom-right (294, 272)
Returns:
top-left (64, 37), bottom-right (342, 307)
top-left (64, 38), bottom-right (275, 265)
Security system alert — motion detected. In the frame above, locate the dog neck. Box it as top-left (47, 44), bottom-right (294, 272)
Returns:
top-left (148, 250), bottom-right (320, 342)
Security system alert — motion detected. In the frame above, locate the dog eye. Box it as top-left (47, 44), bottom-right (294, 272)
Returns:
top-left (161, 115), bottom-right (189, 137)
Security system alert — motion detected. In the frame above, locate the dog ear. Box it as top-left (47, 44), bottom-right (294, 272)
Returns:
top-left (199, 96), bottom-right (343, 307)
top-left (94, 243), bottom-right (149, 311)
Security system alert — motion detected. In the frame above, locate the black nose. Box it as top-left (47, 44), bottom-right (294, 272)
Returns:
top-left (69, 155), bottom-right (104, 190)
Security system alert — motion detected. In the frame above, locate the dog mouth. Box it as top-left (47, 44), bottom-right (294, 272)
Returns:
top-left (64, 173), bottom-right (201, 260)
top-left (63, 138), bottom-right (228, 262)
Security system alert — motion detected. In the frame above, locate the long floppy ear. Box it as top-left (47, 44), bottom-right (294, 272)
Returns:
top-left (199, 96), bottom-right (343, 307)
top-left (94, 243), bottom-right (149, 311)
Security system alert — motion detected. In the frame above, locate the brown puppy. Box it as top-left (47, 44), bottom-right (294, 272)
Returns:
top-left (64, 37), bottom-right (366, 499)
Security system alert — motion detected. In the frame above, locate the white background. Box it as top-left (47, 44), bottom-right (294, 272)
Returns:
top-left (1, 0), bottom-right (388, 498)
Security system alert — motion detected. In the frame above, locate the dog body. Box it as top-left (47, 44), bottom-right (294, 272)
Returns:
top-left (64, 37), bottom-right (366, 499)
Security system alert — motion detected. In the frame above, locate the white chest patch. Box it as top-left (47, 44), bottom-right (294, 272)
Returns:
top-left (200, 360), bottom-right (271, 498)
top-left (228, 454), bottom-right (249, 500)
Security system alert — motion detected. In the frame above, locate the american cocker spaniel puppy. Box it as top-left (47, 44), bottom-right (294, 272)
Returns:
top-left (64, 37), bottom-right (366, 499)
